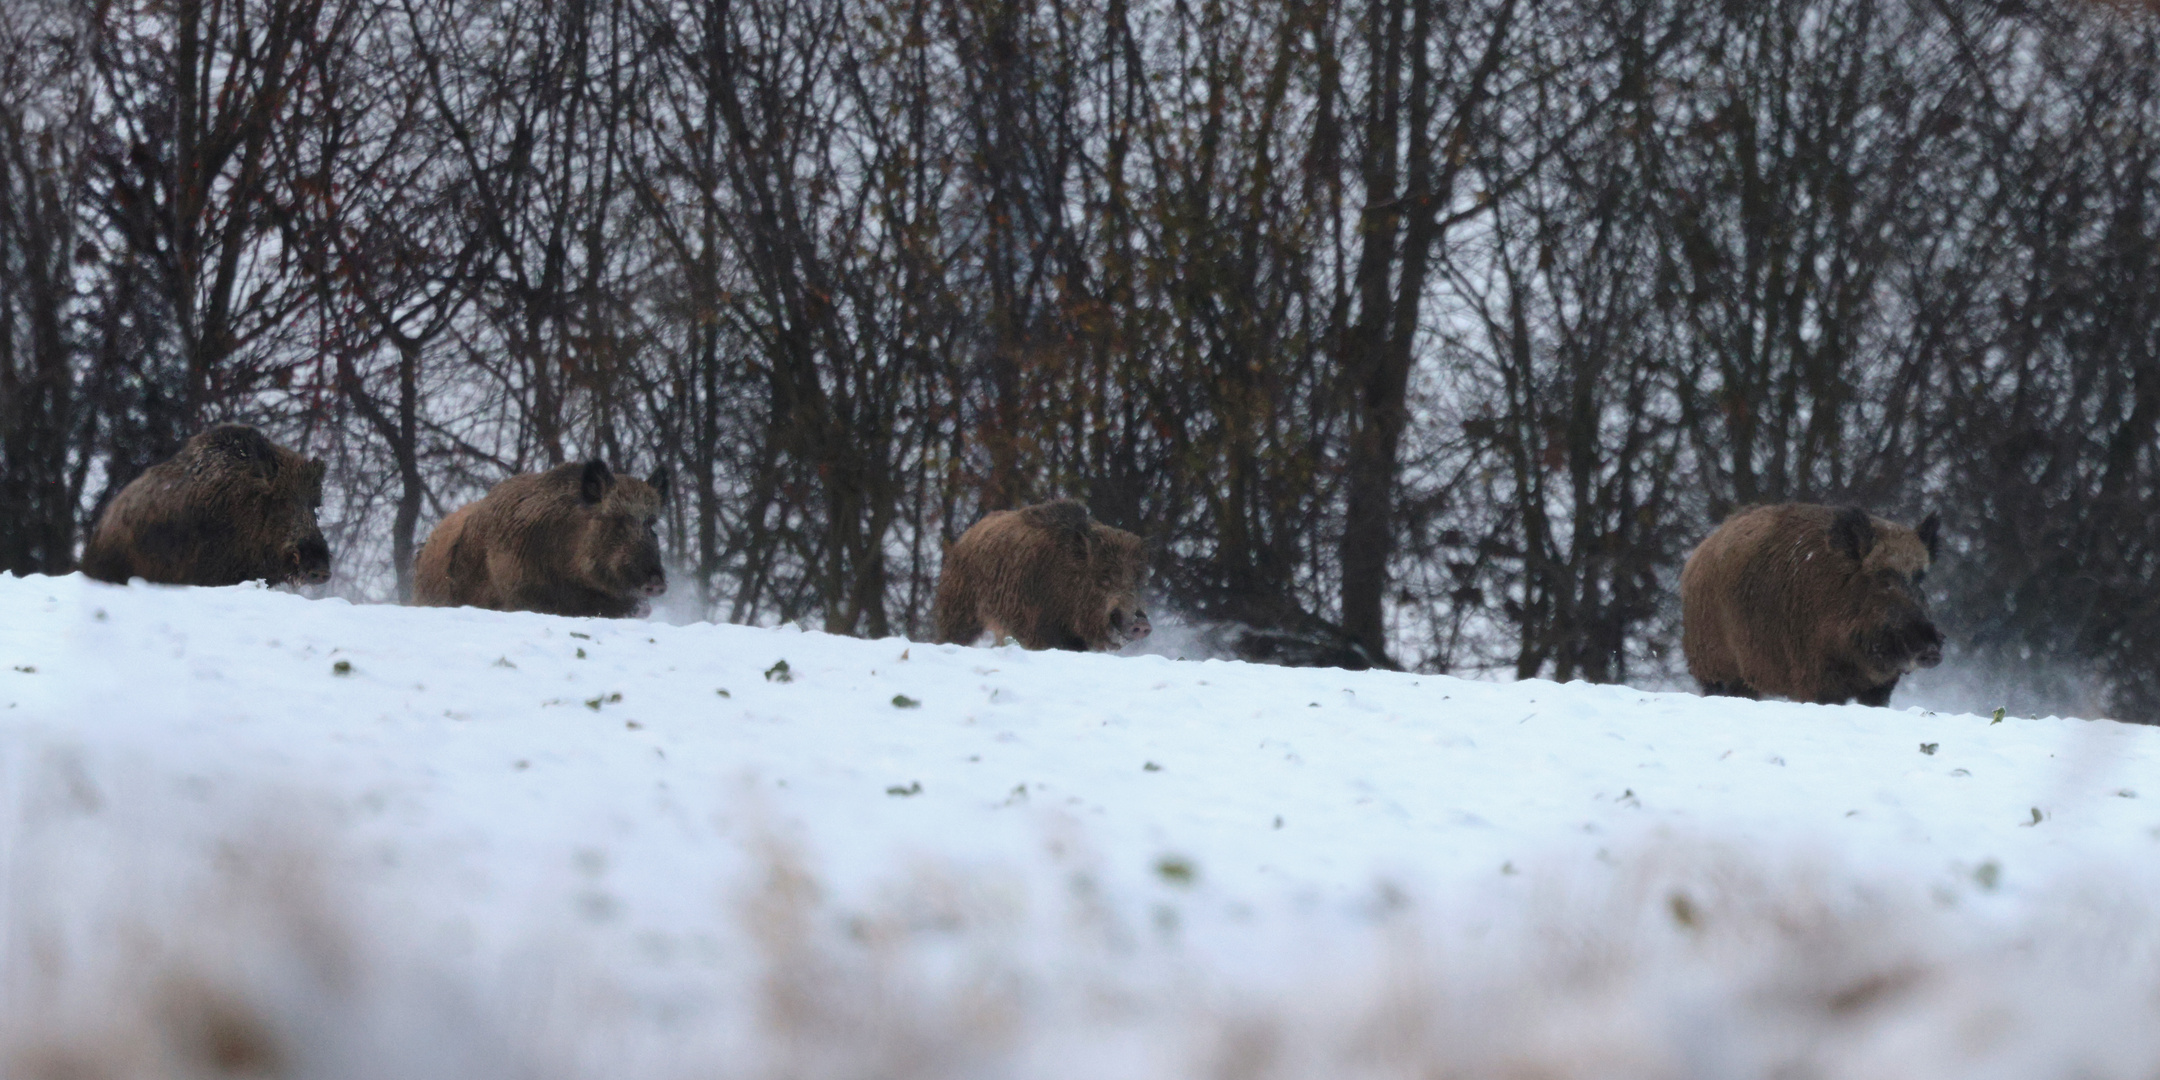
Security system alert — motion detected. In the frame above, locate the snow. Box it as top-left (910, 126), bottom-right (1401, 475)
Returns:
top-left (7, 571), bottom-right (2160, 1077)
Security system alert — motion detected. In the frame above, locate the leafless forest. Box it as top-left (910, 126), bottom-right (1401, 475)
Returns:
top-left (1, 0), bottom-right (2156, 713)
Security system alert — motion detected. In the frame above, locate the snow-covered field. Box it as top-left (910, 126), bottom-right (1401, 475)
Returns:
top-left (6, 572), bottom-right (2160, 1078)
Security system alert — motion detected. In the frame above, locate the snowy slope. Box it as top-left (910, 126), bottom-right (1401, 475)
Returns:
top-left (7, 572), bottom-right (2160, 1078)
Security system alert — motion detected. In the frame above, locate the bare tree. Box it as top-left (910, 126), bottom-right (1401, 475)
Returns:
top-left (0, 0), bottom-right (91, 574)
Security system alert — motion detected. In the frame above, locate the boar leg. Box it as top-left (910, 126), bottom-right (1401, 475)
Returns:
top-left (1853, 680), bottom-right (1898, 708)
top-left (1697, 678), bottom-right (1759, 700)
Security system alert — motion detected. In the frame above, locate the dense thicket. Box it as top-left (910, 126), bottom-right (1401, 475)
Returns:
top-left (4, 0), bottom-right (2157, 716)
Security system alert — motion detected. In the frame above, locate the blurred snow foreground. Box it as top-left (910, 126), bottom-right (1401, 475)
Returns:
top-left (6, 575), bottom-right (2160, 1078)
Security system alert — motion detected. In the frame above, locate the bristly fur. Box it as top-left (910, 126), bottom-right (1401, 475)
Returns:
top-left (412, 460), bottom-right (668, 617)
top-left (1681, 502), bottom-right (1944, 706)
top-left (932, 499), bottom-right (1150, 651)
top-left (80, 424), bottom-right (331, 587)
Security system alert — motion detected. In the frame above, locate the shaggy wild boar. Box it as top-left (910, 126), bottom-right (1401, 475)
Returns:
top-left (1680, 502), bottom-right (1944, 706)
top-left (933, 499), bottom-right (1152, 651)
top-left (413, 460), bottom-right (668, 617)
top-left (81, 424), bottom-right (331, 587)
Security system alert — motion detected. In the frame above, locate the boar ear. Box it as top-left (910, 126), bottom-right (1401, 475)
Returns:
top-left (200, 424), bottom-right (280, 481)
top-left (1024, 500), bottom-right (1090, 533)
top-left (1024, 500), bottom-right (1093, 559)
top-left (1916, 512), bottom-right (1941, 561)
top-left (579, 460), bottom-right (613, 504)
top-left (307, 459), bottom-right (327, 508)
top-left (1830, 506), bottom-right (1875, 563)
top-left (646, 467), bottom-right (671, 506)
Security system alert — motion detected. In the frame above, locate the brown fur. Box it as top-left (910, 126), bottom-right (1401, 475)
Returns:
top-left (80, 424), bottom-right (331, 587)
top-left (413, 460), bottom-right (668, 617)
top-left (933, 500), bottom-right (1151, 651)
top-left (1681, 503), bottom-right (1944, 706)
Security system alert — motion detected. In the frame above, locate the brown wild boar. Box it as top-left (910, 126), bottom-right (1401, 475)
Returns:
top-left (81, 424), bottom-right (331, 587)
top-left (933, 499), bottom-right (1151, 651)
top-left (1681, 502), bottom-right (1943, 706)
top-left (413, 460), bottom-right (668, 617)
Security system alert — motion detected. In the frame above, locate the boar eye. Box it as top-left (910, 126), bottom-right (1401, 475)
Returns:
top-left (1912, 569), bottom-right (1927, 585)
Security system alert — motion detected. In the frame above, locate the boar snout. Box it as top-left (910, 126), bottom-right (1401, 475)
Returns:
top-left (640, 568), bottom-right (668, 598)
top-left (1910, 620), bottom-right (1945, 671)
top-left (288, 533), bottom-right (333, 585)
top-left (1864, 617), bottom-right (1942, 674)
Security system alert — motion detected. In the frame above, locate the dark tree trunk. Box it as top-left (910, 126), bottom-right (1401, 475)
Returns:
top-left (0, 97), bottom-right (81, 574)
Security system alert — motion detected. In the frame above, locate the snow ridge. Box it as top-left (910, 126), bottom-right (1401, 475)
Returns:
top-left (6, 573), bottom-right (2160, 1077)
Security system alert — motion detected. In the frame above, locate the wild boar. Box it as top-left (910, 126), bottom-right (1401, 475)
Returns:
top-left (1680, 502), bottom-right (1943, 706)
top-left (80, 424), bottom-right (331, 587)
top-left (412, 460), bottom-right (668, 618)
top-left (933, 499), bottom-right (1151, 651)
